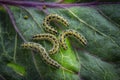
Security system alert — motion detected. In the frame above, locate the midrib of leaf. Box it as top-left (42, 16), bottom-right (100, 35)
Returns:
top-left (65, 7), bottom-right (120, 48)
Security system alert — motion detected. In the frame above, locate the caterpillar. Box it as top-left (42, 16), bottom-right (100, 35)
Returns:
top-left (32, 33), bottom-right (59, 55)
top-left (21, 42), bottom-right (77, 73)
top-left (59, 29), bottom-right (87, 50)
top-left (21, 42), bottom-right (75, 73)
top-left (43, 14), bottom-right (69, 35)
top-left (21, 42), bottom-right (61, 68)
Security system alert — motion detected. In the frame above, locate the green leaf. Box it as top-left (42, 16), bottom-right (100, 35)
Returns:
top-left (78, 51), bottom-right (119, 80)
top-left (0, 4), bottom-right (120, 80)
top-left (7, 62), bottom-right (26, 76)
top-left (64, 0), bottom-right (76, 3)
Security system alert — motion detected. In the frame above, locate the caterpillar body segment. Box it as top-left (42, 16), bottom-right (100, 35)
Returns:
top-left (43, 14), bottom-right (69, 35)
top-left (32, 33), bottom-right (59, 54)
top-left (21, 42), bottom-right (61, 68)
top-left (59, 29), bottom-right (87, 50)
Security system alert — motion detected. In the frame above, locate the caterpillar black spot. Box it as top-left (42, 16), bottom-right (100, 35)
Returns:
top-left (59, 29), bottom-right (87, 50)
top-left (21, 42), bottom-right (61, 68)
top-left (32, 33), bottom-right (59, 55)
top-left (43, 14), bottom-right (69, 35)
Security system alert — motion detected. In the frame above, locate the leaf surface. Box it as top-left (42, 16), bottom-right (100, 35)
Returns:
top-left (0, 4), bottom-right (120, 80)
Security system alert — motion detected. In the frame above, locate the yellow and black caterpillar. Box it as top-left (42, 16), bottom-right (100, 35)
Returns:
top-left (32, 33), bottom-right (59, 55)
top-left (59, 29), bottom-right (87, 50)
top-left (43, 14), bottom-right (69, 35)
top-left (21, 42), bottom-right (61, 68)
top-left (21, 42), bottom-right (74, 73)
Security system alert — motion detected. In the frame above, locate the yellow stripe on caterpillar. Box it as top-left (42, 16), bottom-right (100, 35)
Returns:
top-left (59, 29), bottom-right (87, 50)
top-left (32, 33), bottom-right (59, 55)
top-left (21, 42), bottom-right (61, 68)
top-left (43, 14), bottom-right (69, 35)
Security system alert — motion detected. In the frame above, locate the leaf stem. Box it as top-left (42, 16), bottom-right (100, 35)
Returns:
top-left (2, 5), bottom-right (27, 42)
top-left (0, 0), bottom-right (120, 8)
top-left (36, 6), bottom-right (49, 15)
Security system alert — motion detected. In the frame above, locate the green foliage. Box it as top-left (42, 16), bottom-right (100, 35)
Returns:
top-left (0, 4), bottom-right (120, 80)
top-left (7, 62), bottom-right (26, 76)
